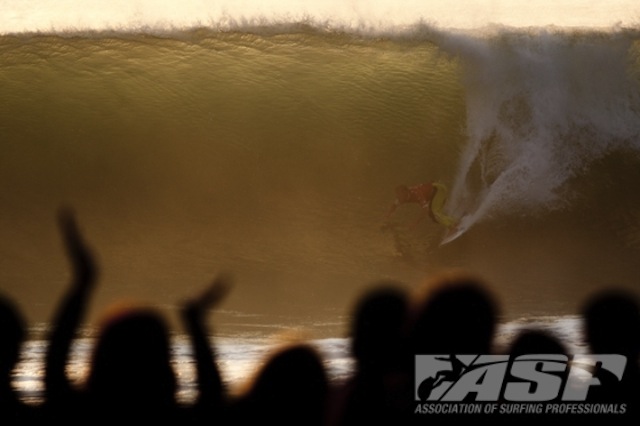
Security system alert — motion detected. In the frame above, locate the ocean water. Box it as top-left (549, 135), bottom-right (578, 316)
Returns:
top-left (1, 0), bottom-right (640, 406)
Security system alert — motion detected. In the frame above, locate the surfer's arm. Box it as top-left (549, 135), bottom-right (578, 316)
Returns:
top-left (181, 275), bottom-right (231, 416)
top-left (45, 208), bottom-right (97, 402)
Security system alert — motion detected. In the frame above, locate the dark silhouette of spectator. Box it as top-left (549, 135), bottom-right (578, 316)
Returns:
top-left (408, 270), bottom-right (500, 356)
top-left (43, 208), bottom-right (97, 423)
top-left (497, 329), bottom-right (569, 426)
top-left (44, 209), bottom-right (183, 424)
top-left (180, 274), bottom-right (232, 425)
top-left (232, 343), bottom-right (329, 426)
top-left (0, 293), bottom-right (41, 424)
top-left (406, 271), bottom-right (500, 425)
top-left (581, 289), bottom-right (640, 424)
top-left (86, 306), bottom-right (180, 423)
top-left (327, 283), bottom-right (411, 426)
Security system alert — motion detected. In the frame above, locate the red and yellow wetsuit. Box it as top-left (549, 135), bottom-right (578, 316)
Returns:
top-left (389, 182), bottom-right (457, 228)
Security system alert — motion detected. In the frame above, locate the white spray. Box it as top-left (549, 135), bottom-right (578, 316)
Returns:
top-left (437, 27), bottom-right (640, 232)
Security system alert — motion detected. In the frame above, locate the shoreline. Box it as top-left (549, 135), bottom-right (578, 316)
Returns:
top-left (13, 313), bottom-right (585, 406)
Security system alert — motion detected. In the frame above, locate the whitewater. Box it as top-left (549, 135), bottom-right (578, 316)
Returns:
top-left (1, 0), bottom-right (640, 405)
top-left (2, 0), bottom-right (639, 34)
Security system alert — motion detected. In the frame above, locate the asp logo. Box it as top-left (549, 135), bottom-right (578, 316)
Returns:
top-left (415, 354), bottom-right (626, 402)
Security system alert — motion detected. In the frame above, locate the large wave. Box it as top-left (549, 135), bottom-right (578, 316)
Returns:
top-left (1, 14), bottom-right (640, 332)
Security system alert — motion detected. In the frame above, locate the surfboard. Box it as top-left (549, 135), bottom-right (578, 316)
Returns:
top-left (439, 217), bottom-right (470, 246)
top-left (440, 226), bottom-right (466, 245)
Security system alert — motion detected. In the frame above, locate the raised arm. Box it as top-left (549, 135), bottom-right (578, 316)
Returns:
top-left (45, 208), bottom-right (97, 404)
top-left (181, 274), bottom-right (231, 419)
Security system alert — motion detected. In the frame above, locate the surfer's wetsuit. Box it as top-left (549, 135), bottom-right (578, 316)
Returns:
top-left (385, 182), bottom-right (457, 228)
top-left (429, 183), bottom-right (457, 228)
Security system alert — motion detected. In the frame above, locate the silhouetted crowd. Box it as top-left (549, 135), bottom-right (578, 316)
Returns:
top-left (1, 209), bottom-right (639, 425)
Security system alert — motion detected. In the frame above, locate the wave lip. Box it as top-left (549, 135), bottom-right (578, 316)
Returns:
top-left (2, 0), bottom-right (640, 36)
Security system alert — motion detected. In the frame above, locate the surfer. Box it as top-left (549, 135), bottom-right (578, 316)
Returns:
top-left (383, 182), bottom-right (458, 231)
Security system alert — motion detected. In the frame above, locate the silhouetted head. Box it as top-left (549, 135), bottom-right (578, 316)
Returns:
top-left (86, 304), bottom-right (176, 410)
top-left (581, 289), bottom-right (640, 410)
top-left (395, 185), bottom-right (410, 203)
top-left (0, 294), bottom-right (25, 377)
top-left (243, 344), bottom-right (329, 426)
top-left (582, 289), bottom-right (640, 358)
top-left (508, 329), bottom-right (568, 357)
top-left (351, 283), bottom-right (408, 372)
top-left (409, 271), bottom-right (499, 355)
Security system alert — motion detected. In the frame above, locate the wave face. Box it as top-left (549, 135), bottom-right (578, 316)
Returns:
top-left (1, 19), bottom-right (640, 335)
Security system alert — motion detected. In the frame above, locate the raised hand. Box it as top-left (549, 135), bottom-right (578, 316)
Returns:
top-left (58, 207), bottom-right (97, 288)
top-left (184, 273), bottom-right (232, 319)
top-left (46, 207), bottom-right (98, 403)
top-left (181, 274), bottom-right (233, 415)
